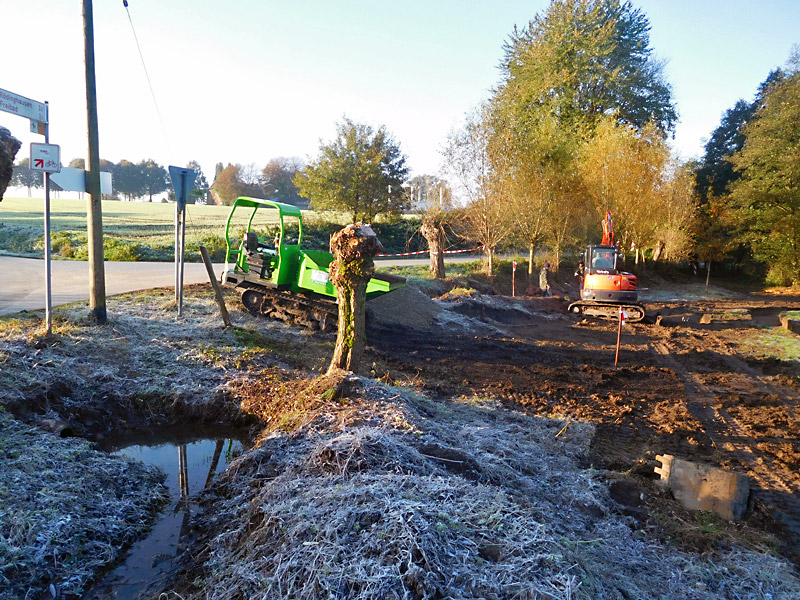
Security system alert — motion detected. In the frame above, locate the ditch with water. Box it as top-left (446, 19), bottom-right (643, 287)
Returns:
top-left (84, 426), bottom-right (248, 600)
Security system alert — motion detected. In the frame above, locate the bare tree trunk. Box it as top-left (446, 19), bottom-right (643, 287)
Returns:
top-left (420, 217), bottom-right (446, 278)
top-left (486, 246), bottom-right (495, 274)
top-left (328, 223), bottom-right (383, 374)
top-left (528, 245), bottom-right (535, 275)
top-left (652, 241), bottom-right (664, 262)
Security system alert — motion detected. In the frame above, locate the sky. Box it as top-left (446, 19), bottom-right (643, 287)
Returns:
top-left (1, 0), bottom-right (798, 190)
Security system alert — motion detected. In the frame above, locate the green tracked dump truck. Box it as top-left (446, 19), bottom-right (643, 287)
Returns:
top-left (220, 197), bottom-right (405, 331)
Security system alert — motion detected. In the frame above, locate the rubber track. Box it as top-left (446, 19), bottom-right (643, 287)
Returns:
top-left (651, 339), bottom-right (800, 539)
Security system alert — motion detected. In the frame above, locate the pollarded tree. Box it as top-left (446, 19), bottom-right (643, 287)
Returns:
top-left (408, 175), bottom-right (454, 278)
top-left (498, 0), bottom-right (676, 139)
top-left (294, 117), bottom-right (409, 222)
top-left (729, 57), bottom-right (800, 285)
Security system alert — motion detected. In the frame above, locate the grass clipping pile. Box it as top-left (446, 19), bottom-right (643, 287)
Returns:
top-left (0, 412), bottom-right (166, 599)
top-left (177, 373), bottom-right (800, 600)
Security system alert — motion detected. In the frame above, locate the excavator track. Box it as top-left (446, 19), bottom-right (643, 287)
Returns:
top-left (567, 300), bottom-right (646, 323)
top-left (239, 285), bottom-right (338, 332)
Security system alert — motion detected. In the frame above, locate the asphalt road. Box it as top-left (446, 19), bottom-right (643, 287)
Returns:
top-left (0, 254), bottom-right (479, 316)
top-left (0, 256), bottom-right (219, 316)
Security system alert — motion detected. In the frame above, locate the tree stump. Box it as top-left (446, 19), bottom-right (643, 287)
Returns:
top-left (0, 127), bottom-right (22, 202)
top-left (328, 223), bottom-right (383, 373)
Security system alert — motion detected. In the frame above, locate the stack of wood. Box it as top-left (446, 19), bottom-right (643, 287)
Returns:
top-left (328, 223), bottom-right (384, 373)
top-left (0, 127), bottom-right (22, 202)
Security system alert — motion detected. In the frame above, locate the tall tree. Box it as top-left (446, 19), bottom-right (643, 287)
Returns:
top-left (652, 161), bottom-right (696, 262)
top-left (112, 160), bottom-right (146, 201)
top-left (11, 158), bottom-right (41, 197)
top-left (139, 159), bottom-right (168, 202)
top-left (693, 69), bottom-right (785, 272)
top-left (186, 160), bottom-right (210, 204)
top-left (729, 59), bottom-right (800, 285)
top-left (294, 117), bottom-right (408, 222)
top-left (262, 157), bottom-right (306, 207)
top-left (212, 163), bottom-right (248, 206)
top-left (498, 0), bottom-right (676, 139)
top-left (694, 69), bottom-right (784, 205)
top-left (443, 105), bottom-right (513, 274)
top-left (580, 118), bottom-right (672, 260)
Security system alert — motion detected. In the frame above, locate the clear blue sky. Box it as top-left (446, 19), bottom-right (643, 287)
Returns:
top-left (1, 0), bottom-right (797, 189)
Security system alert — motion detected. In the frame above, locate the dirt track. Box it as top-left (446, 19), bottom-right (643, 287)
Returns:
top-left (366, 289), bottom-right (800, 563)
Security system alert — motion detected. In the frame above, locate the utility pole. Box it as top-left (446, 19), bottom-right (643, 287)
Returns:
top-left (83, 0), bottom-right (107, 324)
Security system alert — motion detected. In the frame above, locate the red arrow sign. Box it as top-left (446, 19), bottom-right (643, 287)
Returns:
top-left (34, 158), bottom-right (44, 168)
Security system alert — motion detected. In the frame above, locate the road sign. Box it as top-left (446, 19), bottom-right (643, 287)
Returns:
top-left (50, 167), bottom-right (112, 194)
top-left (30, 143), bottom-right (61, 173)
top-left (169, 166), bottom-right (197, 211)
top-left (0, 88), bottom-right (47, 122)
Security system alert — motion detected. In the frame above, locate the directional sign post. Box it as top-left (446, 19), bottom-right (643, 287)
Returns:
top-left (169, 166), bottom-right (197, 317)
top-left (0, 88), bottom-right (55, 333)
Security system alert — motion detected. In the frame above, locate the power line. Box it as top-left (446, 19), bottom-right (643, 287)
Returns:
top-left (122, 0), bottom-right (172, 156)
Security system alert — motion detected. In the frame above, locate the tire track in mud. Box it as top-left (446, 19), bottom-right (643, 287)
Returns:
top-left (651, 339), bottom-right (800, 545)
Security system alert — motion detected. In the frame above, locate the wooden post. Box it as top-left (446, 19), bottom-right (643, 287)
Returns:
top-left (200, 245), bottom-right (232, 328)
top-left (328, 223), bottom-right (383, 373)
top-left (83, 0), bottom-right (107, 324)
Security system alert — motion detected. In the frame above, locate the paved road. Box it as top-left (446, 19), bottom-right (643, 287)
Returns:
top-left (0, 253), bottom-right (483, 316)
top-left (0, 256), bottom-right (220, 316)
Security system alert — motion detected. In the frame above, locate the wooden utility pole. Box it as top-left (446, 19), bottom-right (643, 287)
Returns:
top-left (83, 0), bottom-right (107, 324)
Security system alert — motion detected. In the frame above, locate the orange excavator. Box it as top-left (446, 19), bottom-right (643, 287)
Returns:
top-left (568, 211), bottom-right (646, 322)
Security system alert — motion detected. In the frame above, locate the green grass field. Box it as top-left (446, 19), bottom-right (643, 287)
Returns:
top-left (0, 197), bottom-right (240, 260)
top-left (0, 197), bottom-right (425, 262)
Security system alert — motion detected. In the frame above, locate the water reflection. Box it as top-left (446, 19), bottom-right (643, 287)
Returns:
top-left (87, 430), bottom-right (245, 600)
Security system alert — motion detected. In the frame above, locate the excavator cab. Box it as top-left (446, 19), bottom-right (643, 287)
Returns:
top-left (588, 246), bottom-right (616, 271)
top-left (569, 243), bottom-right (645, 322)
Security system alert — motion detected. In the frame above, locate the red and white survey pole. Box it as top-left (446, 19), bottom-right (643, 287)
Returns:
top-left (512, 260), bottom-right (517, 297)
top-left (614, 306), bottom-right (627, 368)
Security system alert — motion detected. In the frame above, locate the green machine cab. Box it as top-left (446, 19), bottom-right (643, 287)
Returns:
top-left (220, 197), bottom-right (404, 330)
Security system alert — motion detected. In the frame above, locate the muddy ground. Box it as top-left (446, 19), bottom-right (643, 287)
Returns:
top-left (364, 279), bottom-right (800, 565)
top-left (2, 273), bottom-right (800, 598)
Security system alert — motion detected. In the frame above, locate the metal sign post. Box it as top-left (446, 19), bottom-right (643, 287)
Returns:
top-left (0, 89), bottom-right (53, 333)
top-left (30, 131), bottom-right (61, 334)
top-left (169, 166), bottom-right (196, 317)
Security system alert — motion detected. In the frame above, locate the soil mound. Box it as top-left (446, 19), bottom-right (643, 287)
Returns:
top-left (366, 285), bottom-right (442, 331)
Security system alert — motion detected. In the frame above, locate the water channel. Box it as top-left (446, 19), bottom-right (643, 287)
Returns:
top-left (86, 427), bottom-right (247, 599)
